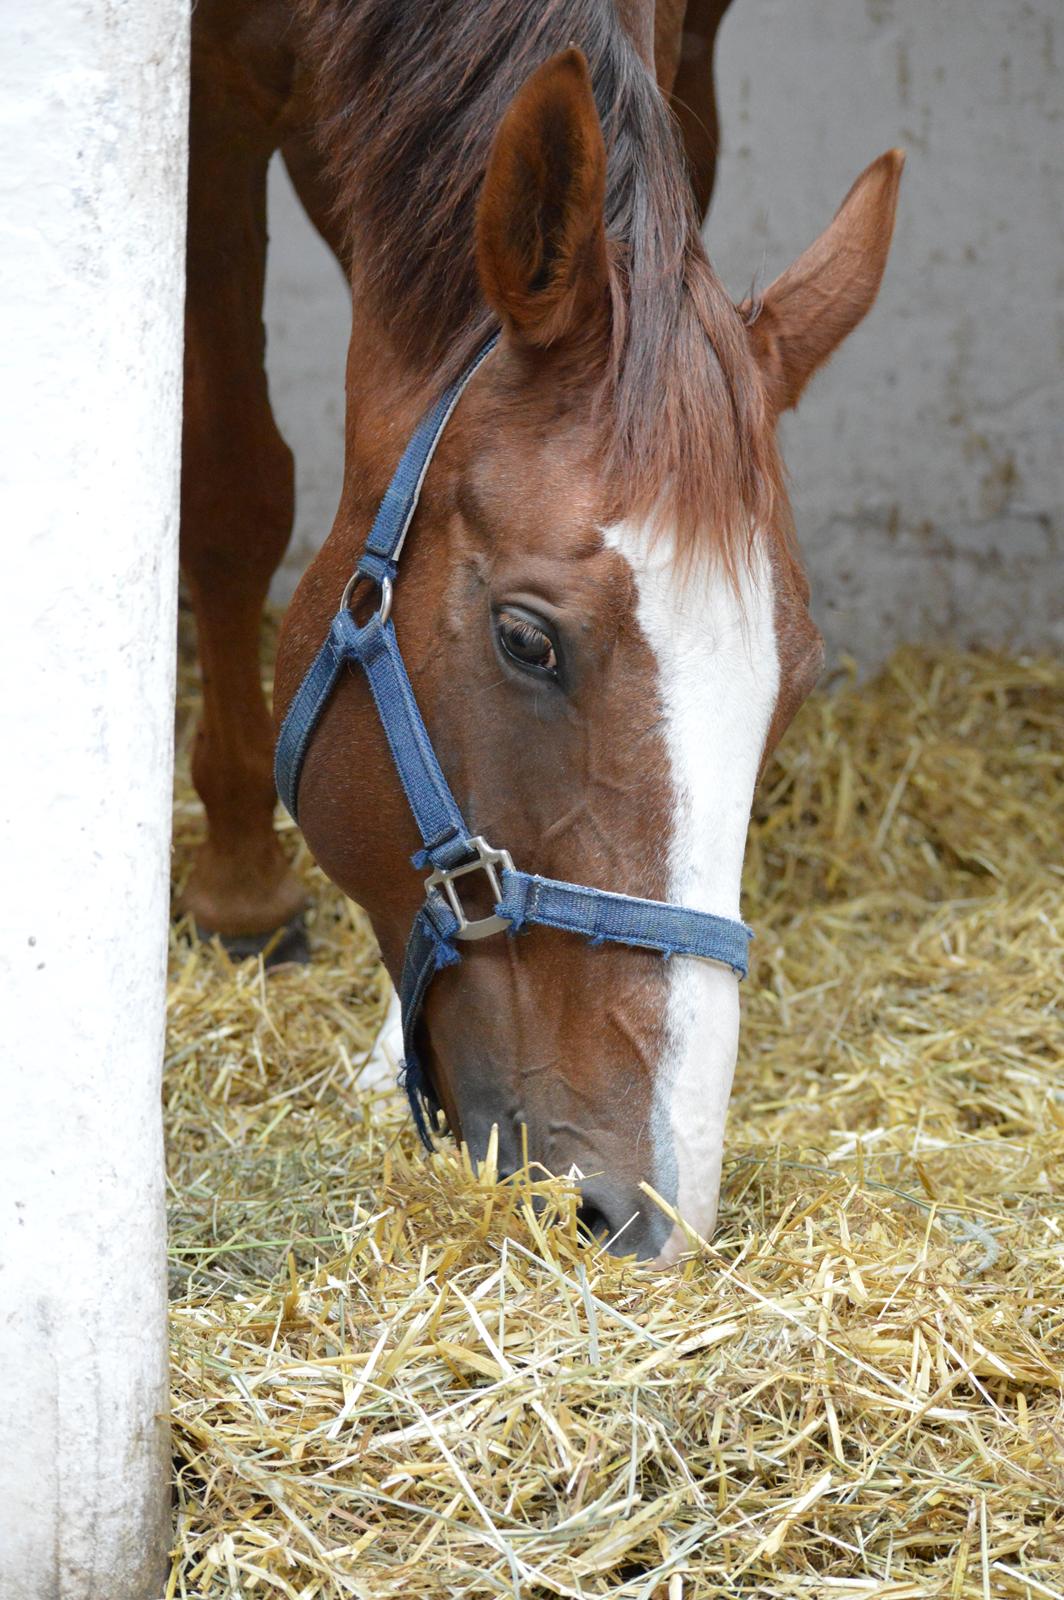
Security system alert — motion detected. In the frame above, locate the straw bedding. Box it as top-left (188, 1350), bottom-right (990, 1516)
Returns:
top-left (166, 623), bottom-right (1063, 1599)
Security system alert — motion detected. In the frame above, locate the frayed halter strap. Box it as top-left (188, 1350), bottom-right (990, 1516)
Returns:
top-left (275, 336), bottom-right (753, 1145)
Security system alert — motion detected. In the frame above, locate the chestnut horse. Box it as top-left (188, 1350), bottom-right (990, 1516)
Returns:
top-left (181, 0), bottom-right (902, 1261)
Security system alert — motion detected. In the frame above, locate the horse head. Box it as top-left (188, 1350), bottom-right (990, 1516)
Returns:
top-left (276, 46), bottom-right (902, 1261)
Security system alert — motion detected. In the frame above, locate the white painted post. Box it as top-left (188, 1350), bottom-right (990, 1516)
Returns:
top-left (0, 4), bottom-right (190, 1597)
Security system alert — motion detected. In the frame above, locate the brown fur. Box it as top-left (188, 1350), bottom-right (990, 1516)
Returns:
top-left (744, 149), bottom-right (906, 764)
top-left (654, 0), bottom-right (733, 213)
top-left (272, 30), bottom-right (902, 1251)
top-left (182, 0), bottom-right (902, 1255)
top-left (743, 150), bottom-right (906, 417)
top-left (180, 0), bottom-right (734, 942)
top-left (178, 0), bottom-right (736, 934)
top-left (180, 0), bottom-right (310, 937)
top-left (302, 0), bottom-right (778, 564)
top-left (476, 51), bottom-right (612, 353)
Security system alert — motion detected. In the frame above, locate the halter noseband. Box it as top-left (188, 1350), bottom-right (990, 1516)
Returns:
top-left (275, 336), bottom-right (753, 1145)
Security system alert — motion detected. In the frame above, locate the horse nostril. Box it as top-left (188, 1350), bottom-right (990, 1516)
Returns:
top-left (576, 1183), bottom-right (659, 1256)
top-left (576, 1199), bottom-right (611, 1243)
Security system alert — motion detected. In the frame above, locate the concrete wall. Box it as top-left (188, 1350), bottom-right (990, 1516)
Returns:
top-left (0, 2), bottom-right (189, 1594)
top-left (264, 0), bottom-right (1063, 663)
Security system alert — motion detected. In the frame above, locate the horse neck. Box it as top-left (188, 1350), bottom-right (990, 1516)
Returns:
top-left (343, 277), bottom-right (438, 423)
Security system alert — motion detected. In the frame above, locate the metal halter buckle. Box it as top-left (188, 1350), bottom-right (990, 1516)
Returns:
top-left (424, 836), bottom-right (515, 941)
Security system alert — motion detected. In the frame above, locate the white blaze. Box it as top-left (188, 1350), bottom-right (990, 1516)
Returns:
top-left (603, 521), bottom-right (779, 1263)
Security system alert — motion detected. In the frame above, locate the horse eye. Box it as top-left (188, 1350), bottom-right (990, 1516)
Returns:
top-left (495, 609), bottom-right (558, 678)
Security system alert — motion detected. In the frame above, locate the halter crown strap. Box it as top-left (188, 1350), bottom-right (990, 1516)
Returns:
top-left (275, 336), bottom-right (753, 1147)
top-left (275, 336), bottom-right (499, 826)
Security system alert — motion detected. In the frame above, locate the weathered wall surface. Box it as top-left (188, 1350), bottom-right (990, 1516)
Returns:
top-left (0, 2), bottom-right (188, 1595)
top-left (265, 0), bottom-right (1062, 663)
top-left (708, 0), bottom-right (1062, 661)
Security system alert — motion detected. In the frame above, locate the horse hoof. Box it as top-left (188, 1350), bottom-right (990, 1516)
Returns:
top-left (199, 915), bottom-right (312, 968)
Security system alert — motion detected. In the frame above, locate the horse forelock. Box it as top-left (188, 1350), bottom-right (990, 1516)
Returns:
top-left (302, 0), bottom-right (791, 578)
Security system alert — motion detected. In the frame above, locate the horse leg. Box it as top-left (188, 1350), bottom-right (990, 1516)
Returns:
top-left (180, 47), bottom-right (307, 955)
top-left (281, 129), bottom-right (351, 274)
top-left (661, 0), bottom-right (735, 221)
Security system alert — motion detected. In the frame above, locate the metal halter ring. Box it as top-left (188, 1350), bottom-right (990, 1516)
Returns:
top-left (340, 570), bottom-right (393, 627)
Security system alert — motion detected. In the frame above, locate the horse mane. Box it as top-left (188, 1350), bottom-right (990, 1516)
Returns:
top-left (302, 0), bottom-right (784, 564)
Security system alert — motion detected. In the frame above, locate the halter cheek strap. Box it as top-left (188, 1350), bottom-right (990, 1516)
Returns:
top-left (275, 335), bottom-right (753, 1146)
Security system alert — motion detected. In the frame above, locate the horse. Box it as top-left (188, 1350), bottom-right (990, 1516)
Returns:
top-left (181, 0), bottom-right (902, 1263)
top-left (182, 0), bottom-right (733, 956)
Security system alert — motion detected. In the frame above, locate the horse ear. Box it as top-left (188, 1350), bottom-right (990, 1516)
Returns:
top-left (743, 150), bottom-right (905, 414)
top-left (476, 48), bottom-right (609, 350)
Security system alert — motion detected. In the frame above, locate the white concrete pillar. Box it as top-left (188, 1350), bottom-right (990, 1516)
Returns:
top-left (0, 4), bottom-right (190, 1597)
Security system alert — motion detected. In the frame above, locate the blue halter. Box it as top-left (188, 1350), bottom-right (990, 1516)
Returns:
top-left (275, 336), bottom-right (753, 1145)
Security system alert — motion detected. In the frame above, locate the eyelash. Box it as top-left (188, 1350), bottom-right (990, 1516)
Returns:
top-left (495, 609), bottom-right (559, 680)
